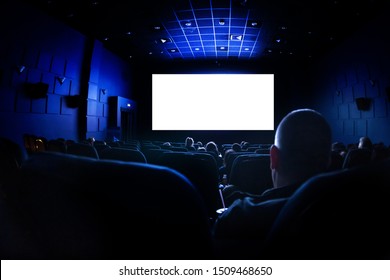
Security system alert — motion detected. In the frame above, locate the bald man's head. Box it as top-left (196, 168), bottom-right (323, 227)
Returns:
top-left (271, 109), bottom-right (332, 187)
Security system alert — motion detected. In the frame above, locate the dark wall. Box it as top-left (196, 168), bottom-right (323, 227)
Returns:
top-left (0, 0), bottom-right (133, 147)
top-left (7, 0), bottom-right (373, 149)
top-left (308, 11), bottom-right (390, 146)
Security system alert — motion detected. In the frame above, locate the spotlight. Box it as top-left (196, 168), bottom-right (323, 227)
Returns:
top-left (274, 35), bottom-right (284, 43)
top-left (159, 38), bottom-right (172, 44)
top-left (17, 65), bottom-right (26, 74)
top-left (247, 20), bottom-right (262, 28)
top-left (56, 76), bottom-right (66, 85)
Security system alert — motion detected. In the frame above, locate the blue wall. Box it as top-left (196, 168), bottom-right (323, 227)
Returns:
top-left (0, 0), bottom-right (133, 147)
top-left (308, 11), bottom-right (390, 146)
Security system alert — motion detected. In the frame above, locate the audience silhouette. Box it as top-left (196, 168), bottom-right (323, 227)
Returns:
top-left (212, 108), bottom-right (332, 257)
top-left (205, 141), bottom-right (223, 167)
top-left (185, 137), bottom-right (196, 151)
top-left (4, 114), bottom-right (390, 260)
top-left (358, 136), bottom-right (373, 150)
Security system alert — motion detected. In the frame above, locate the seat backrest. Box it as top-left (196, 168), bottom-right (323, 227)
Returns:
top-left (327, 150), bottom-right (344, 171)
top-left (98, 147), bottom-right (147, 163)
top-left (141, 148), bottom-right (172, 164)
top-left (5, 152), bottom-right (213, 259)
top-left (229, 154), bottom-right (272, 195)
top-left (264, 158), bottom-right (390, 259)
top-left (46, 139), bottom-right (67, 153)
top-left (225, 151), bottom-right (255, 178)
top-left (342, 148), bottom-right (372, 169)
top-left (66, 142), bottom-right (99, 159)
top-left (156, 151), bottom-right (222, 219)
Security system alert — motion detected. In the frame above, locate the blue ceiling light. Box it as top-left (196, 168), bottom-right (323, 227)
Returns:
top-left (247, 20), bottom-right (262, 28)
top-left (274, 35), bottom-right (282, 43)
top-left (168, 48), bottom-right (179, 53)
top-left (183, 21), bottom-right (193, 27)
top-left (159, 38), bottom-right (172, 44)
top-left (154, 1), bottom-right (264, 60)
top-left (27, 0), bottom-right (384, 62)
top-left (230, 34), bottom-right (243, 41)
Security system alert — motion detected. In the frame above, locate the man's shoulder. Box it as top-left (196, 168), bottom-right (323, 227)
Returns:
top-left (260, 182), bottom-right (302, 199)
top-left (227, 196), bottom-right (288, 216)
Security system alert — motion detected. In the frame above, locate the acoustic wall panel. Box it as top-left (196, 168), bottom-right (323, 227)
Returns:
top-left (37, 52), bottom-right (52, 72)
top-left (47, 94), bottom-right (61, 114)
top-left (31, 97), bottom-right (46, 114)
top-left (41, 73), bottom-right (55, 94)
top-left (343, 86), bottom-right (354, 103)
top-left (353, 83), bottom-right (365, 99)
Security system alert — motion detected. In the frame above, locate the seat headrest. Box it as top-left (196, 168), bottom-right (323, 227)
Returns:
top-left (265, 158), bottom-right (390, 259)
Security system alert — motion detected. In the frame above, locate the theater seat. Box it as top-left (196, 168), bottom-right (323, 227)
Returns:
top-left (66, 142), bottom-right (99, 159)
top-left (98, 147), bottom-right (147, 163)
top-left (263, 158), bottom-right (390, 259)
top-left (155, 151), bottom-right (222, 220)
top-left (4, 152), bottom-right (213, 260)
top-left (342, 148), bottom-right (372, 169)
top-left (228, 154), bottom-right (272, 195)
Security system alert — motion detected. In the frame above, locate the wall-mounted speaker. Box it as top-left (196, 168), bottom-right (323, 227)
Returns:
top-left (355, 97), bottom-right (371, 111)
top-left (386, 86), bottom-right (390, 102)
top-left (24, 82), bottom-right (49, 99)
top-left (65, 95), bottom-right (84, 108)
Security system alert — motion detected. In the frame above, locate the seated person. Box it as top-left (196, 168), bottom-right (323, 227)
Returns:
top-left (185, 137), bottom-right (196, 151)
top-left (213, 108), bottom-right (332, 241)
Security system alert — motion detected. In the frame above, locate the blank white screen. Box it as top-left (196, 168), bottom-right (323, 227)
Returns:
top-left (152, 74), bottom-right (274, 130)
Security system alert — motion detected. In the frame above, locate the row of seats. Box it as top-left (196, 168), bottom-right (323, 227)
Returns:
top-left (36, 138), bottom-right (273, 217)
top-left (1, 151), bottom-right (213, 259)
top-left (46, 141), bottom-right (148, 163)
top-left (3, 137), bottom-right (390, 259)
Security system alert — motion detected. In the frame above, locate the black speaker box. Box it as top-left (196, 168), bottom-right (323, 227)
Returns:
top-left (355, 97), bottom-right (371, 111)
top-left (24, 82), bottom-right (49, 99)
top-left (386, 86), bottom-right (390, 102)
top-left (65, 95), bottom-right (84, 108)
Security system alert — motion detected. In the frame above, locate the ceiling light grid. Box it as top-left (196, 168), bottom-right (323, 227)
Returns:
top-left (157, 0), bottom-right (263, 60)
